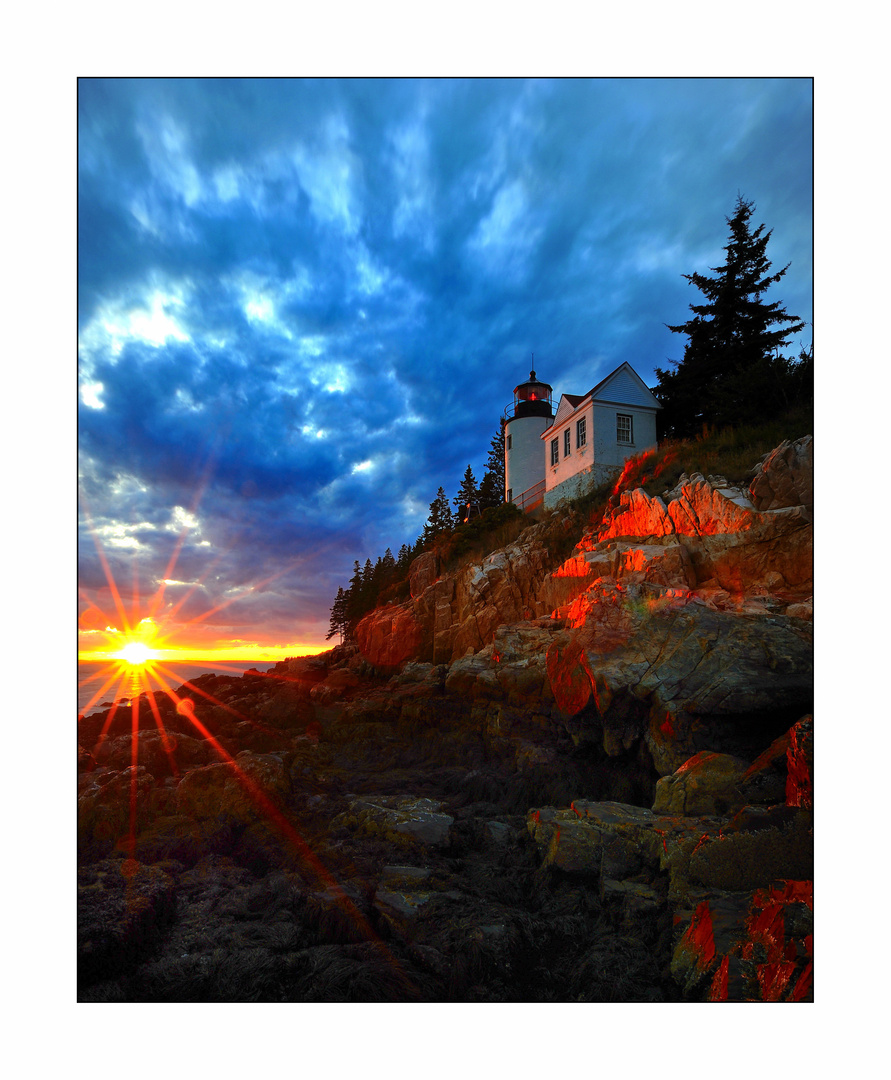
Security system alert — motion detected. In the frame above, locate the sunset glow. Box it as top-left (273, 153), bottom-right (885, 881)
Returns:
top-left (78, 489), bottom-right (325, 725)
top-left (78, 494), bottom-right (325, 669)
top-left (118, 641), bottom-right (157, 665)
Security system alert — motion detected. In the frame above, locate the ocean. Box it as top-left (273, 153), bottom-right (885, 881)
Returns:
top-left (77, 660), bottom-right (280, 716)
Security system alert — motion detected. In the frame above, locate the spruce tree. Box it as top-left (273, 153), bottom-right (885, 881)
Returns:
top-left (422, 486), bottom-right (454, 545)
top-left (655, 196), bottom-right (807, 437)
top-left (478, 421), bottom-right (506, 509)
top-left (344, 560), bottom-right (363, 623)
top-left (453, 465), bottom-right (479, 521)
top-left (326, 587), bottom-right (348, 642)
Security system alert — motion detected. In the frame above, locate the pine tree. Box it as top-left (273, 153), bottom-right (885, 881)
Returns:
top-left (422, 486), bottom-right (454, 545)
top-left (326, 587), bottom-right (348, 642)
top-left (344, 560), bottom-right (363, 623)
top-left (655, 196), bottom-right (807, 437)
top-left (453, 465), bottom-right (479, 521)
top-left (478, 421), bottom-right (506, 509)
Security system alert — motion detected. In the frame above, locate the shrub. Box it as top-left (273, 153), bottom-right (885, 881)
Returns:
top-left (688, 814), bottom-right (813, 892)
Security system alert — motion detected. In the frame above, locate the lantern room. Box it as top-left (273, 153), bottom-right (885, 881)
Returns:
top-left (510, 370), bottom-right (553, 419)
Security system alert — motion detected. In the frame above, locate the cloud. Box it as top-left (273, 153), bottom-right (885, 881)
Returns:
top-left (78, 77), bottom-right (813, 652)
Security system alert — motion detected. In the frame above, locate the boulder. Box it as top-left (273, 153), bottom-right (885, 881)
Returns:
top-left (174, 752), bottom-right (291, 823)
top-left (310, 666), bottom-right (368, 704)
top-left (91, 729), bottom-right (211, 776)
top-left (578, 472), bottom-right (813, 594)
top-left (749, 436), bottom-right (813, 512)
top-left (526, 800), bottom-right (726, 883)
top-left (546, 604), bottom-right (813, 774)
top-left (78, 766), bottom-right (156, 846)
top-left (355, 601), bottom-right (427, 670)
top-left (671, 880), bottom-right (813, 1002)
top-left (653, 752), bottom-right (753, 816)
top-left (335, 796), bottom-right (454, 847)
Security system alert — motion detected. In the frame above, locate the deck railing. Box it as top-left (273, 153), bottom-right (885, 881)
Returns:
top-left (511, 479), bottom-right (546, 512)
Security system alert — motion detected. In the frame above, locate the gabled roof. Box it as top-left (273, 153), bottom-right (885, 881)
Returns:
top-left (589, 362), bottom-right (661, 410)
top-left (547, 361), bottom-right (660, 431)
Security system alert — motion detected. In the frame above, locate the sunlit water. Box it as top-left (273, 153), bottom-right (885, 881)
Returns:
top-left (77, 661), bottom-right (279, 716)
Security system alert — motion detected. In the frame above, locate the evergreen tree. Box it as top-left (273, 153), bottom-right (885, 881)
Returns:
top-left (655, 196), bottom-right (807, 437)
top-left (478, 421), bottom-right (506, 509)
top-left (326, 587), bottom-right (348, 642)
top-left (344, 560), bottom-right (363, 623)
top-left (453, 465), bottom-right (479, 521)
top-left (422, 486), bottom-right (454, 545)
top-left (361, 558), bottom-right (374, 603)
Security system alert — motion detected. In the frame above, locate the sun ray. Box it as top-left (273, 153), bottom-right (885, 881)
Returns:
top-left (138, 666), bottom-right (181, 777)
top-left (78, 663), bottom-right (131, 718)
top-left (152, 550), bottom-right (226, 626)
top-left (75, 475), bottom-right (420, 985)
top-left (146, 449), bottom-right (217, 621)
top-left (180, 560), bottom-right (303, 628)
top-left (81, 501), bottom-right (134, 639)
top-left (153, 661), bottom-right (281, 739)
top-left (146, 666), bottom-right (417, 989)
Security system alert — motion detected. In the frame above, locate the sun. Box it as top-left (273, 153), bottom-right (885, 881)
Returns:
top-left (118, 641), bottom-right (158, 665)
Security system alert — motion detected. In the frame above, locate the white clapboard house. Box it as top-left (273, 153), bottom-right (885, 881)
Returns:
top-left (504, 362), bottom-right (661, 513)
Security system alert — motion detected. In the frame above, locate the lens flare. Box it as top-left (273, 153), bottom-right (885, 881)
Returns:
top-left (118, 641), bottom-right (157, 665)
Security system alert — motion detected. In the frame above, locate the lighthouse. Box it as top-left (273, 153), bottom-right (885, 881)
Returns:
top-left (504, 369), bottom-right (553, 512)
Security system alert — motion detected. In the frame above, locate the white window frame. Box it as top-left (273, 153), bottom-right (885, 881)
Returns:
top-left (617, 413), bottom-right (633, 445)
top-left (550, 438), bottom-right (559, 466)
top-left (563, 428), bottom-right (571, 457)
top-left (576, 416), bottom-right (587, 449)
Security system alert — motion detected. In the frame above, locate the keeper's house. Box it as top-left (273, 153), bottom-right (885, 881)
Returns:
top-left (541, 362), bottom-right (661, 509)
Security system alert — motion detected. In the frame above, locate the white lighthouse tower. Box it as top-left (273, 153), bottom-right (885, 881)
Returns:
top-left (504, 369), bottom-right (553, 512)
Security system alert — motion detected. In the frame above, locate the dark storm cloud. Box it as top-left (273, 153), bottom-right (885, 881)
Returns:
top-left (78, 77), bottom-right (813, 649)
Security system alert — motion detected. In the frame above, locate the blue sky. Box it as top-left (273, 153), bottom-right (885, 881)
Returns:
top-left (77, 77), bottom-right (813, 655)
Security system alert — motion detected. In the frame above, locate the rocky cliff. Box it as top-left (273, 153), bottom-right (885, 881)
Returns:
top-left (78, 436), bottom-right (813, 1002)
top-left (355, 435), bottom-right (813, 774)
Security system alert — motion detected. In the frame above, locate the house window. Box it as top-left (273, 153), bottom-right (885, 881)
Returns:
top-left (550, 438), bottom-right (559, 466)
top-left (506, 488), bottom-right (512, 503)
top-left (564, 429), bottom-right (571, 457)
top-left (576, 417), bottom-right (587, 449)
top-left (506, 434), bottom-right (512, 451)
top-left (617, 414), bottom-right (633, 444)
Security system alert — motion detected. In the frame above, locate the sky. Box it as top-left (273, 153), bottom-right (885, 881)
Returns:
top-left (77, 77), bottom-right (813, 661)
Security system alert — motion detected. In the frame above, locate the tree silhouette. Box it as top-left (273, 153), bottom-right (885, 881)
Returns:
top-left (655, 196), bottom-right (807, 437)
top-left (422, 486), bottom-right (454, 545)
top-left (478, 421), bottom-right (506, 509)
top-left (453, 465), bottom-right (479, 521)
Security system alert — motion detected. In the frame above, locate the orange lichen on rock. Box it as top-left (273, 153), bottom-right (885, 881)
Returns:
top-left (545, 637), bottom-right (594, 716)
top-left (679, 901), bottom-right (717, 973)
top-left (785, 723), bottom-right (813, 809)
top-left (708, 955), bottom-right (729, 1002)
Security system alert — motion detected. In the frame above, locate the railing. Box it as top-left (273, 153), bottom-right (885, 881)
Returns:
top-left (502, 396), bottom-right (554, 421)
top-left (511, 479), bottom-right (546, 512)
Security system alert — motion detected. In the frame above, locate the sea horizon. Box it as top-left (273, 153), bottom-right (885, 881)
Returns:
top-left (77, 658), bottom-right (285, 716)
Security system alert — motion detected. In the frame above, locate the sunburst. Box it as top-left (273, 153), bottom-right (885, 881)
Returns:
top-left (77, 483), bottom-right (416, 993)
